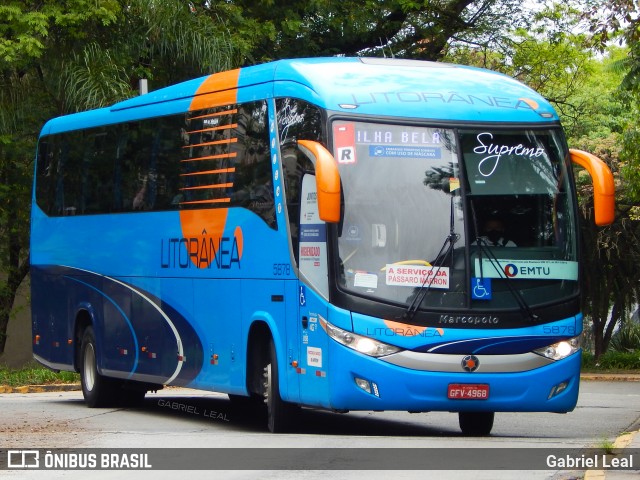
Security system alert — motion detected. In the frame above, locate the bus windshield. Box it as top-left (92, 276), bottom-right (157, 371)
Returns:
top-left (334, 121), bottom-right (578, 312)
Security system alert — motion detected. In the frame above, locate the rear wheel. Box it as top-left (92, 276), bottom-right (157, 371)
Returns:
top-left (458, 411), bottom-right (495, 436)
top-left (80, 326), bottom-right (116, 408)
top-left (263, 339), bottom-right (297, 433)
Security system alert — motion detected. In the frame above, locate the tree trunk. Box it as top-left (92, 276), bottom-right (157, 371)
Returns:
top-left (0, 259), bottom-right (29, 354)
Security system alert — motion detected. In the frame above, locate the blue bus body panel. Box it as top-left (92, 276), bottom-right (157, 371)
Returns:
top-left (30, 201), bottom-right (294, 388)
top-left (40, 58), bottom-right (558, 138)
top-left (350, 312), bottom-right (581, 353)
top-left (271, 58), bottom-right (557, 122)
top-left (325, 338), bottom-right (580, 412)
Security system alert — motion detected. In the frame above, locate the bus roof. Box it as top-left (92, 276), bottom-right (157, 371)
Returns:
top-left (41, 57), bottom-right (559, 135)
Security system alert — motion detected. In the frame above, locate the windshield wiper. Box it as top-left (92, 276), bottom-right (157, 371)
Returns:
top-left (401, 192), bottom-right (459, 322)
top-left (470, 201), bottom-right (538, 322)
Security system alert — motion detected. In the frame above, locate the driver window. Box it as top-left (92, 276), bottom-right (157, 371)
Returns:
top-left (276, 97), bottom-right (324, 265)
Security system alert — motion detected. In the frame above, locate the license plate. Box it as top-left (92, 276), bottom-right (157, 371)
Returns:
top-left (448, 383), bottom-right (490, 400)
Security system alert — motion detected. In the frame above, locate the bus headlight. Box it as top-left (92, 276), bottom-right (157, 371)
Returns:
top-left (319, 316), bottom-right (402, 357)
top-left (533, 336), bottom-right (581, 361)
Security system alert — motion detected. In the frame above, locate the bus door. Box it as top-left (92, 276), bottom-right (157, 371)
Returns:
top-left (296, 173), bottom-right (331, 407)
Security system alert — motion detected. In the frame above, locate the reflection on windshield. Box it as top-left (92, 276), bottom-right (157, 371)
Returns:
top-left (334, 121), bottom-right (466, 309)
top-left (333, 122), bottom-right (578, 312)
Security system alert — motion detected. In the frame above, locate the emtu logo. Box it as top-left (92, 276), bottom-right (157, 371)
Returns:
top-left (504, 263), bottom-right (518, 278)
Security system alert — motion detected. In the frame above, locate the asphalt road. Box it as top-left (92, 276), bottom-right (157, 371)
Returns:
top-left (1, 380), bottom-right (639, 480)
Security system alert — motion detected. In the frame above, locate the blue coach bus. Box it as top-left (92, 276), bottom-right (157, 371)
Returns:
top-left (31, 58), bottom-right (614, 435)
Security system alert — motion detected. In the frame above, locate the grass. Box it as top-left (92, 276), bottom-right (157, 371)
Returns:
top-left (0, 362), bottom-right (79, 387)
top-left (581, 350), bottom-right (640, 373)
top-left (597, 437), bottom-right (616, 455)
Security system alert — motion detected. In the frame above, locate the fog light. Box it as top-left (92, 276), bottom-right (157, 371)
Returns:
top-left (355, 377), bottom-right (371, 394)
top-left (355, 377), bottom-right (381, 397)
top-left (548, 380), bottom-right (569, 399)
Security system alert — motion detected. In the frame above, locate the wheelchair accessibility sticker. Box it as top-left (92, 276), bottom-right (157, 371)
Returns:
top-left (471, 277), bottom-right (492, 300)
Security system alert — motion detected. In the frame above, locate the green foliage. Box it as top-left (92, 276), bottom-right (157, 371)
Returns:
top-left (124, 0), bottom-right (236, 83)
top-left (582, 350), bottom-right (640, 370)
top-left (0, 363), bottom-right (79, 387)
top-left (61, 43), bottom-right (134, 111)
top-left (610, 322), bottom-right (640, 353)
top-left (620, 116), bottom-right (640, 204)
top-left (0, 0), bottom-right (238, 354)
top-left (205, 0), bottom-right (533, 63)
top-left (0, 1), bottom-right (120, 66)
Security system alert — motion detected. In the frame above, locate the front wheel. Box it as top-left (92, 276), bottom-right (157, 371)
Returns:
top-left (80, 326), bottom-right (116, 408)
top-left (263, 339), bottom-right (297, 433)
top-left (458, 411), bottom-right (495, 436)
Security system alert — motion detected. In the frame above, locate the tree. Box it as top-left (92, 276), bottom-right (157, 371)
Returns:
top-left (203, 0), bottom-right (535, 63)
top-left (0, 0), bottom-right (235, 354)
top-left (576, 0), bottom-right (640, 357)
top-left (0, 1), bottom-right (122, 353)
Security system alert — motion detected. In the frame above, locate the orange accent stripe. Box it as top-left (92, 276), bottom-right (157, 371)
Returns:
top-left (183, 138), bottom-right (237, 149)
top-left (179, 209), bottom-right (230, 268)
top-left (181, 168), bottom-right (235, 177)
top-left (189, 69), bottom-right (240, 111)
top-left (234, 225), bottom-right (243, 259)
top-left (190, 108), bottom-right (238, 120)
top-left (180, 183), bottom-right (233, 191)
top-left (181, 153), bottom-right (237, 163)
top-left (179, 198), bottom-right (231, 205)
top-left (186, 123), bottom-right (238, 135)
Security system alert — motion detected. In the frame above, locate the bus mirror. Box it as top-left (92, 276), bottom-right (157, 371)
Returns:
top-left (569, 149), bottom-right (615, 226)
top-left (297, 140), bottom-right (341, 223)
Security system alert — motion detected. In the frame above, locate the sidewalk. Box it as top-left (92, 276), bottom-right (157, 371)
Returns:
top-left (585, 429), bottom-right (640, 480)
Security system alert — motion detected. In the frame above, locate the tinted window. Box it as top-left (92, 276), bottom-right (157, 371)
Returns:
top-left (36, 101), bottom-right (275, 228)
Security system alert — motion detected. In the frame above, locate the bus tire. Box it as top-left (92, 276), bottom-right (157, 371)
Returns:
top-left (458, 411), bottom-right (495, 436)
top-left (263, 339), bottom-right (296, 433)
top-left (80, 326), bottom-right (116, 408)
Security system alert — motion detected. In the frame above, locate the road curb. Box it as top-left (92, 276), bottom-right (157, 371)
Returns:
top-left (0, 383), bottom-right (81, 394)
top-left (583, 429), bottom-right (640, 480)
top-left (580, 374), bottom-right (640, 382)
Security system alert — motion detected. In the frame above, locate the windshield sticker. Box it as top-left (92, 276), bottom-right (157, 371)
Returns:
top-left (306, 346), bottom-right (322, 368)
top-left (334, 123), bottom-right (357, 164)
top-left (354, 272), bottom-right (379, 289)
top-left (473, 132), bottom-right (546, 178)
top-left (300, 224), bottom-right (326, 242)
top-left (345, 224), bottom-right (361, 242)
top-left (471, 277), bottom-right (492, 300)
top-left (356, 129), bottom-right (442, 145)
top-left (385, 265), bottom-right (450, 289)
top-left (369, 145), bottom-right (442, 159)
top-left (474, 259), bottom-right (578, 281)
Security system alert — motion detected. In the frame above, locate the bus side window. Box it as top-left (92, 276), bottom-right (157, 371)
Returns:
top-left (276, 98), bottom-right (325, 265)
top-left (282, 148), bottom-right (314, 265)
top-left (231, 102), bottom-right (275, 228)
